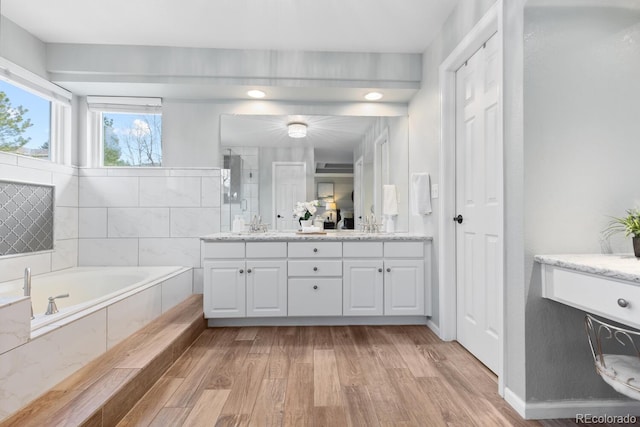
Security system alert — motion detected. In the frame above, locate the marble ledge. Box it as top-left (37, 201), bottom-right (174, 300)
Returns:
top-left (201, 232), bottom-right (433, 242)
top-left (535, 253), bottom-right (640, 284)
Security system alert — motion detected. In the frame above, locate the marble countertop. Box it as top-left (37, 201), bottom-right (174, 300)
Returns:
top-left (201, 231), bottom-right (433, 242)
top-left (535, 254), bottom-right (640, 283)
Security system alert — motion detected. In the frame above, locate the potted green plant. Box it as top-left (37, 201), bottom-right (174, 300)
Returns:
top-left (604, 209), bottom-right (640, 258)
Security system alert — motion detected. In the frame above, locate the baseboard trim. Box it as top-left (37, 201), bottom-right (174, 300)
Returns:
top-left (208, 315), bottom-right (428, 327)
top-left (504, 388), bottom-right (526, 418)
top-left (504, 387), bottom-right (640, 420)
top-left (426, 318), bottom-right (442, 338)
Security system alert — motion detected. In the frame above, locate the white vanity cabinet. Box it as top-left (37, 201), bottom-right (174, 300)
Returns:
top-left (384, 242), bottom-right (425, 316)
top-left (343, 241), bottom-right (426, 316)
top-left (288, 242), bottom-right (343, 316)
top-left (203, 242), bottom-right (287, 318)
top-left (201, 235), bottom-right (432, 322)
top-left (343, 242), bottom-right (384, 316)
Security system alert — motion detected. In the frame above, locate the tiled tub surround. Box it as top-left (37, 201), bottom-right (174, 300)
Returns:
top-left (78, 167), bottom-right (222, 294)
top-left (0, 152), bottom-right (79, 284)
top-left (0, 266), bottom-right (193, 422)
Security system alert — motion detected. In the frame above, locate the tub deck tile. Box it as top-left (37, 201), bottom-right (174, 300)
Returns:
top-left (0, 294), bottom-right (205, 427)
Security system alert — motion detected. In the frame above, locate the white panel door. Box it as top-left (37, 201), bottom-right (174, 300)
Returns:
top-left (273, 162), bottom-right (306, 231)
top-left (246, 260), bottom-right (287, 317)
top-left (203, 260), bottom-right (246, 318)
top-left (455, 33), bottom-right (501, 373)
top-left (384, 259), bottom-right (424, 316)
top-left (343, 260), bottom-right (384, 316)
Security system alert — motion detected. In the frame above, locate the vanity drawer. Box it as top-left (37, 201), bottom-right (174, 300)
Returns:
top-left (202, 242), bottom-right (245, 259)
top-left (288, 242), bottom-right (342, 258)
top-left (246, 242), bottom-right (287, 258)
top-left (384, 242), bottom-right (424, 258)
top-left (288, 260), bottom-right (342, 277)
top-left (343, 242), bottom-right (383, 258)
top-left (288, 278), bottom-right (342, 316)
top-left (543, 265), bottom-right (640, 329)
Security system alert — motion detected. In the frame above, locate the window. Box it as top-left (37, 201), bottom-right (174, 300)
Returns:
top-left (0, 79), bottom-right (51, 159)
top-left (88, 97), bottom-right (162, 167)
top-left (0, 58), bottom-right (72, 164)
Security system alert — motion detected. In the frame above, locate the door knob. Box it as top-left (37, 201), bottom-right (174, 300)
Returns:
top-left (386, 268), bottom-right (391, 272)
top-left (453, 214), bottom-right (463, 224)
top-left (247, 269), bottom-right (252, 273)
top-left (313, 285), bottom-right (318, 290)
top-left (313, 267), bottom-right (318, 271)
top-left (277, 214), bottom-right (282, 218)
top-left (618, 298), bottom-right (630, 308)
top-left (239, 269), bottom-right (244, 274)
top-left (378, 268), bottom-right (383, 273)
top-left (313, 248), bottom-right (318, 253)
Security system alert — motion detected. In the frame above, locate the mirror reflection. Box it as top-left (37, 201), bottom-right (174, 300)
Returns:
top-left (220, 114), bottom-right (408, 232)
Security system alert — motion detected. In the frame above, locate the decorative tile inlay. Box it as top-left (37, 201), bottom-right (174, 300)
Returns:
top-left (0, 181), bottom-right (54, 256)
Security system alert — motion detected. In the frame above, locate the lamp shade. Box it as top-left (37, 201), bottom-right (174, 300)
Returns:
top-left (288, 122), bottom-right (307, 138)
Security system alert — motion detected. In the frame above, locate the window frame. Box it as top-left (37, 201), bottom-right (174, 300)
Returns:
top-left (86, 97), bottom-right (163, 168)
top-left (0, 57), bottom-right (72, 164)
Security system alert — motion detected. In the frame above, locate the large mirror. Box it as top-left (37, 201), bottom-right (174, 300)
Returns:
top-left (220, 114), bottom-right (409, 232)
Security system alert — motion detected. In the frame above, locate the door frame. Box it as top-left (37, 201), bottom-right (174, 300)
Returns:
top-left (438, 0), bottom-right (504, 393)
top-left (271, 161), bottom-right (307, 230)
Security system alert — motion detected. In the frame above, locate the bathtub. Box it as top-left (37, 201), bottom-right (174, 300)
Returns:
top-left (0, 265), bottom-right (194, 421)
top-left (0, 266), bottom-right (192, 332)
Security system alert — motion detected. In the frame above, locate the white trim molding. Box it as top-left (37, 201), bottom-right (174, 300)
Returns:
top-left (438, 0), bottom-right (504, 393)
top-left (505, 387), bottom-right (640, 420)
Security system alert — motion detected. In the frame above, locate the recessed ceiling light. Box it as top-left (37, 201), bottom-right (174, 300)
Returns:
top-left (247, 90), bottom-right (266, 98)
top-left (364, 91), bottom-right (383, 101)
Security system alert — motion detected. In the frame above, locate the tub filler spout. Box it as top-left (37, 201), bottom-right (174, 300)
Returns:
top-left (45, 293), bottom-right (70, 315)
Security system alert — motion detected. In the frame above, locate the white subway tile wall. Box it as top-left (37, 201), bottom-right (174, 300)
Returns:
top-left (0, 152), bottom-right (78, 283)
top-left (0, 154), bottom-right (220, 293)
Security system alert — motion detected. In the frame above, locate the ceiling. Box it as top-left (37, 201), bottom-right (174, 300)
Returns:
top-left (220, 114), bottom-right (377, 153)
top-left (3, 0), bottom-right (458, 53)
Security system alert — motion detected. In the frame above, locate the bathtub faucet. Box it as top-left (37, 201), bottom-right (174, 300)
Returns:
top-left (45, 294), bottom-right (69, 315)
top-left (23, 268), bottom-right (34, 319)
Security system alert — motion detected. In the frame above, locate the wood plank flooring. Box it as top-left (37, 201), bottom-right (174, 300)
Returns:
top-left (119, 325), bottom-right (624, 427)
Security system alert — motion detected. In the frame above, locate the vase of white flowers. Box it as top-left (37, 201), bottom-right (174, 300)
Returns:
top-left (293, 200), bottom-right (319, 227)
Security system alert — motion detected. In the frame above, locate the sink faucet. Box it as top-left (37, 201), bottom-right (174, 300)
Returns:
top-left (23, 268), bottom-right (33, 319)
top-left (249, 215), bottom-right (268, 233)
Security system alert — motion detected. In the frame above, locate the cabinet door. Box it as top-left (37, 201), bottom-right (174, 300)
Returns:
top-left (246, 260), bottom-right (287, 317)
top-left (343, 260), bottom-right (384, 316)
top-left (203, 260), bottom-right (246, 318)
top-left (384, 259), bottom-right (424, 316)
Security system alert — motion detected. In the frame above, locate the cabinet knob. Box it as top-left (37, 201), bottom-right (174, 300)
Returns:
top-left (313, 248), bottom-right (318, 253)
top-left (313, 285), bottom-right (318, 290)
top-left (239, 269), bottom-right (244, 274)
top-left (386, 268), bottom-right (391, 272)
top-left (378, 268), bottom-right (383, 273)
top-left (618, 298), bottom-right (630, 308)
top-left (247, 269), bottom-right (252, 273)
top-left (313, 267), bottom-right (318, 272)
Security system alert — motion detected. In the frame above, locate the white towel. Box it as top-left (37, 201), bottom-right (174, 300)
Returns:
top-left (411, 173), bottom-right (432, 215)
top-left (383, 185), bottom-right (398, 216)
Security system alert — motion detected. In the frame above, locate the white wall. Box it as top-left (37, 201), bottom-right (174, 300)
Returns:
top-left (523, 4), bottom-right (640, 401)
top-left (408, 0), bottom-right (498, 326)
